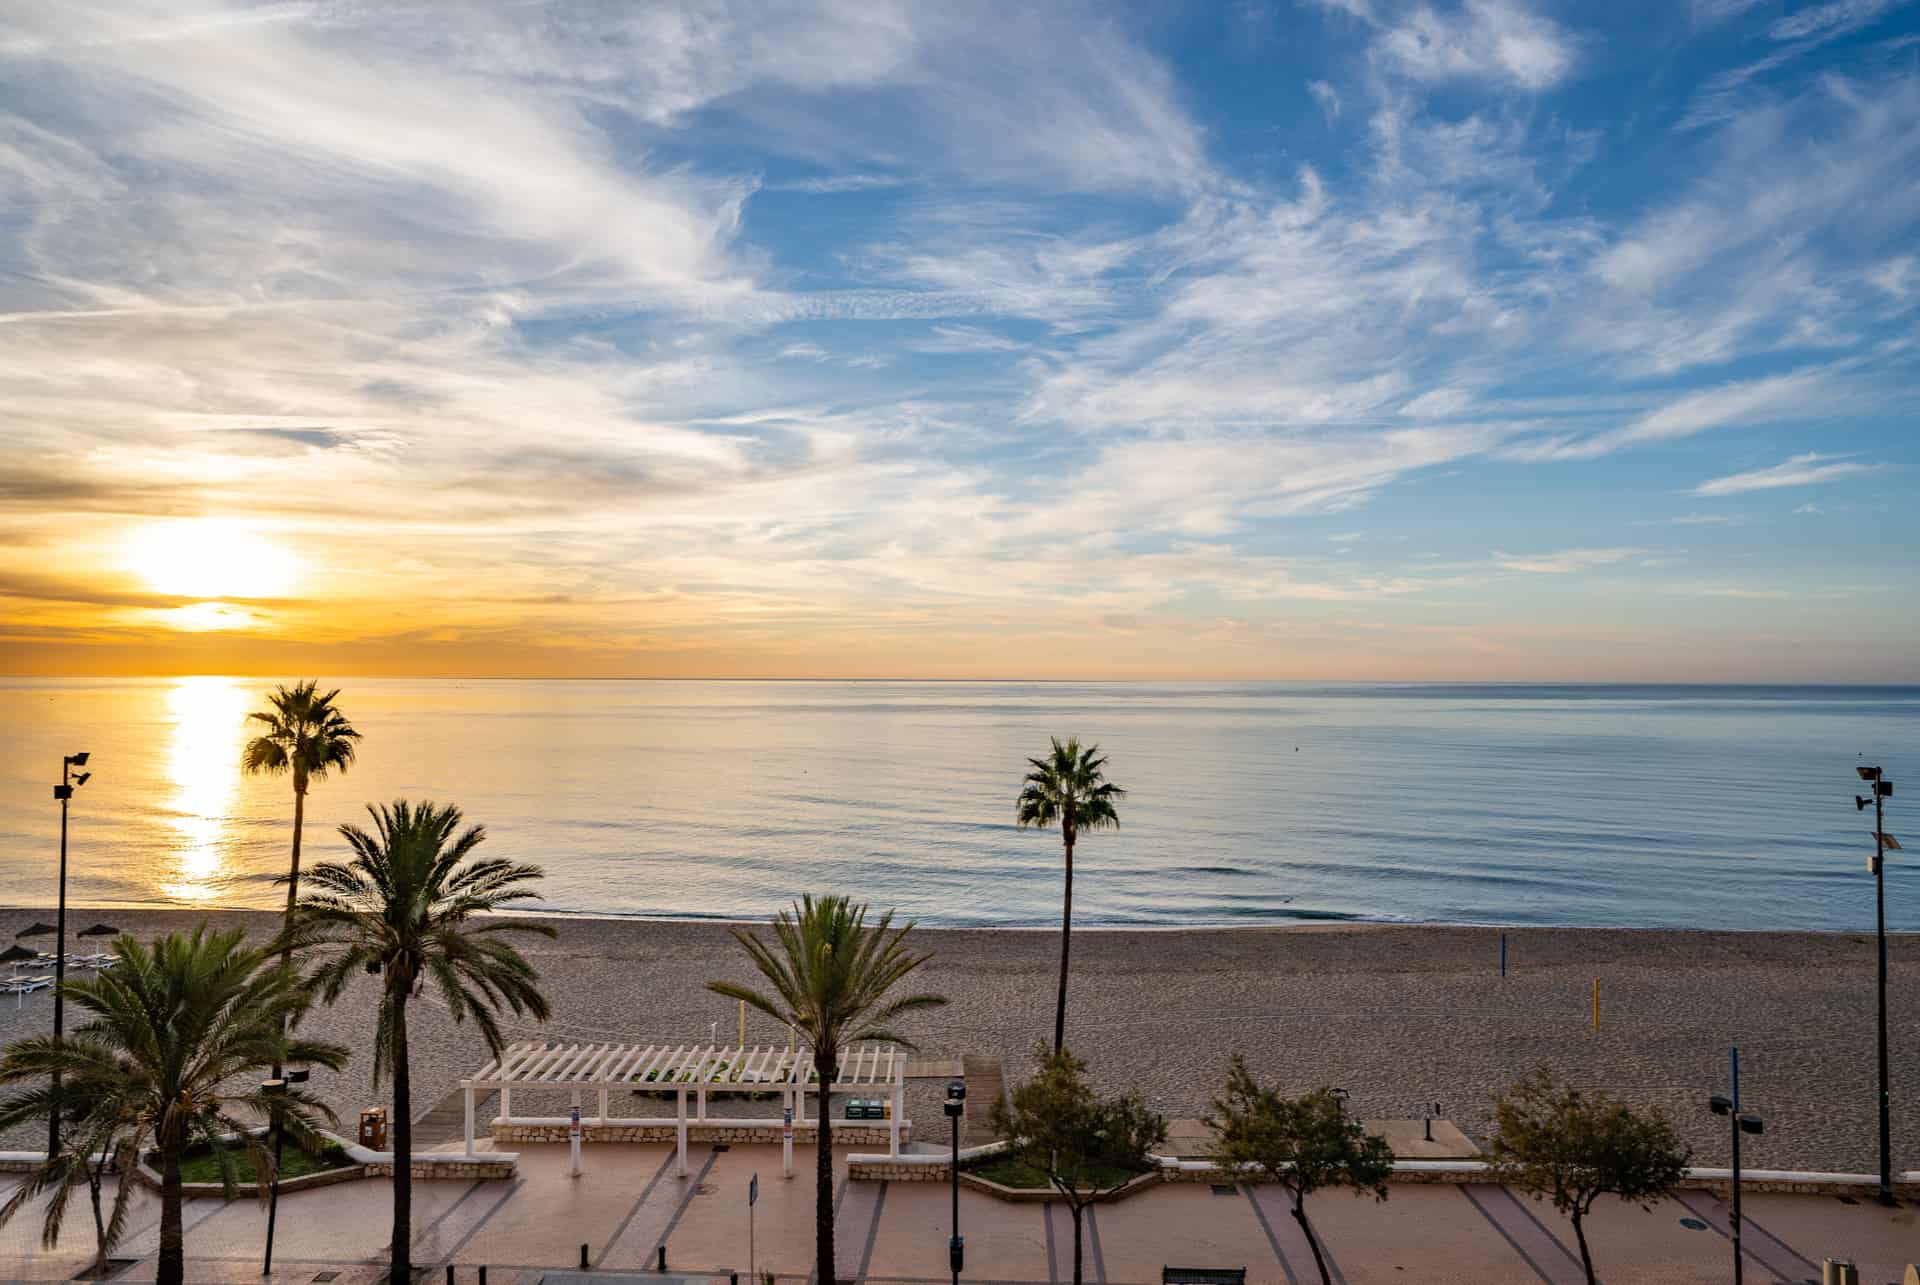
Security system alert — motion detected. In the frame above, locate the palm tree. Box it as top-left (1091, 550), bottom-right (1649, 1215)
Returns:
top-left (242, 680), bottom-right (361, 939)
top-left (293, 800), bottom-right (553, 1284)
top-left (1016, 736), bottom-right (1124, 1052)
top-left (0, 928), bottom-right (345, 1285)
top-left (708, 896), bottom-right (945, 1285)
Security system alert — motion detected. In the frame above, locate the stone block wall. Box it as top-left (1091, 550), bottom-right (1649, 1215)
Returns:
top-left (364, 1158), bottom-right (515, 1181)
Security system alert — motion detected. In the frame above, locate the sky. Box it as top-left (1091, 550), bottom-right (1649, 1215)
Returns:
top-left (2, 0), bottom-right (1918, 681)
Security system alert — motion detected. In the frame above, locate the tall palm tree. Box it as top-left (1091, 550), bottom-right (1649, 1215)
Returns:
top-left (708, 896), bottom-right (945, 1285)
top-left (293, 800), bottom-right (553, 1284)
top-left (0, 928), bottom-right (345, 1285)
top-left (242, 680), bottom-right (361, 939)
top-left (1016, 736), bottom-right (1124, 1053)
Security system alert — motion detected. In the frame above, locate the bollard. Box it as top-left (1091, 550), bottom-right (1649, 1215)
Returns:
top-left (732, 1275), bottom-right (740, 1285)
top-left (446, 1267), bottom-right (455, 1285)
top-left (658, 1244), bottom-right (667, 1272)
top-left (580, 1243), bottom-right (590, 1270)
top-left (478, 1268), bottom-right (487, 1285)
top-left (1822, 1260), bottom-right (1858, 1285)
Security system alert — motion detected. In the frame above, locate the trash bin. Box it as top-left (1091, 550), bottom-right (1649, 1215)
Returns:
top-left (1822, 1260), bottom-right (1858, 1285)
top-left (359, 1106), bottom-right (388, 1150)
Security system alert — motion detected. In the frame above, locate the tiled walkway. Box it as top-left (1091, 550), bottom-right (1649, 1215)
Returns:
top-left (0, 1144), bottom-right (1912, 1283)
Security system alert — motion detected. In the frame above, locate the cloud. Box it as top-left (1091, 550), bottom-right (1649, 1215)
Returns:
top-left (1769, 0), bottom-right (1910, 42)
top-left (1374, 1), bottom-right (1577, 92)
top-left (1308, 79), bottom-right (1342, 123)
top-left (1505, 372), bottom-right (1825, 460)
top-left (1493, 547), bottom-right (1642, 574)
top-left (1693, 451), bottom-right (1880, 496)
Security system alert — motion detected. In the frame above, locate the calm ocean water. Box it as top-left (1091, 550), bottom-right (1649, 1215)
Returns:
top-left (0, 678), bottom-right (1912, 931)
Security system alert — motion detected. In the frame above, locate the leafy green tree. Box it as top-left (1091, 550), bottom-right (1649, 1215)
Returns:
top-left (1016, 737), bottom-right (1124, 1052)
top-left (0, 928), bottom-right (345, 1285)
top-left (990, 1045), bottom-right (1166, 1285)
top-left (709, 895), bottom-right (945, 1285)
top-left (294, 800), bottom-right (553, 1284)
top-left (1485, 1068), bottom-right (1693, 1285)
top-left (1205, 1054), bottom-right (1392, 1285)
top-left (242, 680), bottom-right (361, 940)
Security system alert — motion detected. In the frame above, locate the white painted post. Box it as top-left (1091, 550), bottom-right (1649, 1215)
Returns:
top-left (500, 1085), bottom-right (512, 1123)
top-left (598, 1085), bottom-right (609, 1124)
top-left (889, 1082), bottom-right (903, 1157)
top-left (463, 1087), bottom-right (475, 1158)
top-left (676, 1088), bottom-right (688, 1177)
top-left (697, 1087), bottom-right (706, 1121)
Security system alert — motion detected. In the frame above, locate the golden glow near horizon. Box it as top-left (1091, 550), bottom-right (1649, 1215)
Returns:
top-left (159, 675), bottom-right (248, 902)
top-left (126, 520), bottom-right (300, 602)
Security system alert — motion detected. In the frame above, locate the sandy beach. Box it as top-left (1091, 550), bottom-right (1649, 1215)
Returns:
top-left (0, 907), bottom-right (1912, 1176)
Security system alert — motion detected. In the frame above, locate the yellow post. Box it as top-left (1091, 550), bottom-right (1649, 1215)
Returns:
top-left (1592, 978), bottom-right (1600, 1032)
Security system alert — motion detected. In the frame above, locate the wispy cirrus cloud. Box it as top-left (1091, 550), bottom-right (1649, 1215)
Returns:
top-left (1693, 452), bottom-right (1881, 496)
top-left (1494, 547), bottom-right (1642, 574)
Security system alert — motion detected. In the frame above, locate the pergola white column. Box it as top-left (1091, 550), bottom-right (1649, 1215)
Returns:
top-left (675, 1087), bottom-right (689, 1176)
top-left (463, 1088), bottom-right (476, 1158)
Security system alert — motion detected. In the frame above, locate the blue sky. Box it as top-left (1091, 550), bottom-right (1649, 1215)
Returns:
top-left (1, 0), bottom-right (1917, 679)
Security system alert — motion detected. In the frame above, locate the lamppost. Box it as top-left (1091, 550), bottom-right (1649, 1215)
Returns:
top-left (49, 751), bottom-right (90, 1157)
top-left (944, 1080), bottom-right (966, 1285)
top-left (1708, 1078), bottom-right (1763, 1285)
top-left (1854, 765), bottom-right (1898, 1206)
top-left (261, 1067), bottom-right (308, 1276)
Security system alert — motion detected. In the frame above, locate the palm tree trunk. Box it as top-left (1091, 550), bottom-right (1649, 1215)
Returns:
top-left (1572, 1210), bottom-right (1596, 1285)
top-left (390, 996), bottom-right (413, 1284)
top-left (283, 782), bottom-right (306, 933)
top-left (1070, 1202), bottom-right (1086, 1285)
top-left (1054, 831), bottom-right (1074, 1053)
top-left (814, 1052), bottom-right (837, 1285)
top-left (157, 1150), bottom-right (183, 1285)
top-left (272, 784), bottom-right (306, 1080)
top-left (88, 1162), bottom-right (108, 1275)
top-left (1293, 1194), bottom-right (1332, 1285)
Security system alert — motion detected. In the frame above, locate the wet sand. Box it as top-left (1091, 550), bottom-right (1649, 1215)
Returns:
top-left (0, 908), bottom-right (1912, 1174)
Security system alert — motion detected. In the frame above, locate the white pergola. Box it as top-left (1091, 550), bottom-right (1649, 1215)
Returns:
top-left (460, 1041), bottom-right (909, 1176)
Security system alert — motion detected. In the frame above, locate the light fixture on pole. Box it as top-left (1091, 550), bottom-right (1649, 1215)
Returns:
top-left (1853, 764), bottom-right (1897, 1206)
top-left (49, 751), bottom-right (90, 1158)
top-left (944, 1080), bottom-right (966, 1285)
top-left (262, 1067), bottom-right (307, 1277)
top-left (1708, 1076), bottom-right (1763, 1285)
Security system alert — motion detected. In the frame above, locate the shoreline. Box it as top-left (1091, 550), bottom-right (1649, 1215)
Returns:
top-left (0, 907), bottom-right (1911, 1175)
top-left (5, 903), bottom-right (1915, 936)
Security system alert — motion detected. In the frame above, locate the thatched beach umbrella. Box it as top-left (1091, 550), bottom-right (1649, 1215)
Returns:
top-left (0, 945), bottom-right (37, 964)
top-left (76, 923), bottom-right (119, 938)
top-left (15, 922), bottom-right (55, 938)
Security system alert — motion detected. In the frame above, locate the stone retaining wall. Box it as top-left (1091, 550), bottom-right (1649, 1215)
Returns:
top-left (364, 1158), bottom-right (515, 1181)
top-left (494, 1121), bottom-right (903, 1146)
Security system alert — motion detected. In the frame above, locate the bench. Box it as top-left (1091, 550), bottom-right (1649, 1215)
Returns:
top-left (1163, 1269), bottom-right (1246, 1285)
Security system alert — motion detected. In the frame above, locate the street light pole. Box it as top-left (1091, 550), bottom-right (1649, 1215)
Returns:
top-left (1709, 1052), bottom-right (1763, 1285)
top-left (49, 751), bottom-right (90, 1158)
top-left (1855, 766), bottom-right (1897, 1206)
top-left (260, 1069), bottom-right (306, 1277)
top-left (945, 1080), bottom-right (966, 1285)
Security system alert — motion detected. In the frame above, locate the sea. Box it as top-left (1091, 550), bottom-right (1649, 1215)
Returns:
top-left (0, 678), bottom-right (1912, 931)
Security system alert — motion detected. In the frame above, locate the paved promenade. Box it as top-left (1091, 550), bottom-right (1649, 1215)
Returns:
top-left (0, 1143), bottom-right (1914, 1284)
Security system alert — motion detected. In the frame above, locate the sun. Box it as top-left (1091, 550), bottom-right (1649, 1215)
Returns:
top-left (127, 519), bottom-right (301, 600)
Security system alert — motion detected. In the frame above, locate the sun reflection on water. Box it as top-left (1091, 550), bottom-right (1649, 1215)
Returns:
top-left (161, 676), bottom-right (248, 901)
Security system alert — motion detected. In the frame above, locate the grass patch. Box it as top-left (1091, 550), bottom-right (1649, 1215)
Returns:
top-left (967, 1155), bottom-right (1144, 1191)
top-left (173, 1140), bottom-right (354, 1185)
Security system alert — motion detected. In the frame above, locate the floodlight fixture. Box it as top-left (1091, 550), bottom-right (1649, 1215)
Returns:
top-left (64, 753), bottom-right (88, 768)
top-left (1737, 1113), bottom-right (1764, 1135)
top-left (72, 773), bottom-right (89, 787)
top-left (1873, 832), bottom-right (1901, 851)
top-left (1858, 765), bottom-right (1882, 781)
top-left (1709, 1094), bottom-right (1732, 1116)
top-left (1858, 796), bottom-right (1871, 811)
